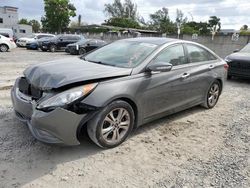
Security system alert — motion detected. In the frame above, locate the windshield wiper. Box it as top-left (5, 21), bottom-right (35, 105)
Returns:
top-left (85, 59), bottom-right (118, 67)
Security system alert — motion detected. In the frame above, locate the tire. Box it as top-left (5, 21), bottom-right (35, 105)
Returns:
top-left (49, 44), bottom-right (56, 52)
top-left (79, 48), bottom-right (86, 55)
top-left (87, 100), bottom-right (135, 148)
top-left (0, 44), bottom-right (9, 52)
top-left (41, 49), bottom-right (47, 52)
top-left (202, 80), bottom-right (221, 109)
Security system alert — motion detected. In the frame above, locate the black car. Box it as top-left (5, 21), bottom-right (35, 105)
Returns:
top-left (65, 39), bottom-right (107, 55)
top-left (225, 43), bottom-right (250, 79)
top-left (39, 34), bottom-right (84, 52)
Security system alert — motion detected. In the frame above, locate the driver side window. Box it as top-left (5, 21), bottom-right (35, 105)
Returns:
top-left (154, 44), bottom-right (186, 66)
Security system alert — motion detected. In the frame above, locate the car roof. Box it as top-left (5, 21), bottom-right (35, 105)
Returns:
top-left (122, 37), bottom-right (179, 45)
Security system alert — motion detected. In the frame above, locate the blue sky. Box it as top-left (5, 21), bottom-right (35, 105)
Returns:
top-left (1, 0), bottom-right (250, 30)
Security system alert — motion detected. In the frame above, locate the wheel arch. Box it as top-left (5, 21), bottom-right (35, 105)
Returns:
top-left (0, 43), bottom-right (10, 49)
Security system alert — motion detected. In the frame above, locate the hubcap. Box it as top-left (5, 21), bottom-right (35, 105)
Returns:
top-left (208, 83), bottom-right (220, 107)
top-left (101, 108), bottom-right (130, 144)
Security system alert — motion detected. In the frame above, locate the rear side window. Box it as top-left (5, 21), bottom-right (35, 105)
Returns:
top-left (71, 36), bottom-right (80, 40)
top-left (153, 44), bottom-right (186, 66)
top-left (186, 44), bottom-right (217, 63)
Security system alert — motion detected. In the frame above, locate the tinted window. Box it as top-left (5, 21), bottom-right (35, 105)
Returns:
top-left (0, 18), bottom-right (3, 23)
top-left (68, 36), bottom-right (80, 40)
top-left (186, 44), bottom-right (217, 63)
top-left (0, 33), bottom-right (9, 38)
top-left (153, 45), bottom-right (186, 66)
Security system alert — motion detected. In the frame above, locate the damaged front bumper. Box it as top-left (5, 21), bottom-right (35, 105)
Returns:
top-left (11, 79), bottom-right (94, 146)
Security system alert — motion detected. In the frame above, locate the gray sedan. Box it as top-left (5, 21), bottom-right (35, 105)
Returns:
top-left (11, 37), bottom-right (228, 148)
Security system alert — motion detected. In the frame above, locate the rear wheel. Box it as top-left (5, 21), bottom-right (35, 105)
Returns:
top-left (0, 44), bottom-right (8, 52)
top-left (87, 100), bottom-right (134, 148)
top-left (79, 48), bottom-right (86, 55)
top-left (202, 81), bottom-right (221, 109)
top-left (49, 45), bottom-right (56, 52)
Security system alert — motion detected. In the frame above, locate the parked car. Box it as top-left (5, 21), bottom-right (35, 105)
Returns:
top-left (16, 33), bottom-right (55, 47)
top-left (0, 34), bottom-right (17, 52)
top-left (65, 39), bottom-right (107, 55)
top-left (11, 38), bottom-right (227, 148)
top-left (0, 28), bottom-right (17, 42)
top-left (26, 36), bottom-right (54, 50)
top-left (39, 34), bottom-right (84, 52)
top-left (225, 43), bottom-right (250, 79)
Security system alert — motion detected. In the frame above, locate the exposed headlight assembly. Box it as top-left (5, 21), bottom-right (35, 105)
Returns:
top-left (37, 83), bottom-right (97, 110)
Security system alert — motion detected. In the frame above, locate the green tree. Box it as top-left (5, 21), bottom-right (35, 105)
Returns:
top-left (104, 0), bottom-right (138, 20)
top-left (18, 18), bottom-right (29, 25)
top-left (208, 16), bottom-right (221, 40)
top-left (149, 7), bottom-right (176, 34)
top-left (28, 20), bottom-right (41, 33)
top-left (104, 0), bottom-right (140, 28)
top-left (240, 25), bottom-right (248, 31)
top-left (104, 17), bottom-right (140, 28)
top-left (183, 21), bottom-right (210, 35)
top-left (42, 0), bottom-right (76, 33)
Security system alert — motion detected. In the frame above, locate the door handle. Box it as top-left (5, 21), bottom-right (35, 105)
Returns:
top-left (208, 65), bottom-right (215, 70)
top-left (181, 73), bottom-right (190, 79)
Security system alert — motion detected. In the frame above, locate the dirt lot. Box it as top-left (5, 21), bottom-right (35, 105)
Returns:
top-left (0, 48), bottom-right (249, 188)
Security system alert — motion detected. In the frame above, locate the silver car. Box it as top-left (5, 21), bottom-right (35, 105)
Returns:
top-left (11, 38), bottom-right (228, 148)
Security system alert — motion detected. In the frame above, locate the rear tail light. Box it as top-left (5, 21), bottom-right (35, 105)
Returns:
top-left (224, 63), bottom-right (229, 70)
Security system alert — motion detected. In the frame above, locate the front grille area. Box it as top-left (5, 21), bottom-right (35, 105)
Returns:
top-left (19, 77), bottom-right (43, 100)
top-left (230, 61), bottom-right (250, 70)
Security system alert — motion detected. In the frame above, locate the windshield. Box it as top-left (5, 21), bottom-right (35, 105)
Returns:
top-left (240, 43), bottom-right (250, 53)
top-left (84, 40), bottom-right (157, 68)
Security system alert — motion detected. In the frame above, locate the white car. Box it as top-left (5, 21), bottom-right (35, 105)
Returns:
top-left (16, 33), bottom-right (55, 47)
top-left (0, 34), bottom-right (16, 52)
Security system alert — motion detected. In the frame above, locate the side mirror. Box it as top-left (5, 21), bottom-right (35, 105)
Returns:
top-left (147, 62), bottom-right (173, 72)
top-left (233, 49), bottom-right (239, 53)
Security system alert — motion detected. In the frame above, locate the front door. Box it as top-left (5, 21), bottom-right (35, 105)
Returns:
top-left (141, 44), bottom-right (197, 121)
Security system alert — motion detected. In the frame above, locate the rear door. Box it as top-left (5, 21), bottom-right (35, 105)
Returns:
top-left (183, 43), bottom-right (220, 101)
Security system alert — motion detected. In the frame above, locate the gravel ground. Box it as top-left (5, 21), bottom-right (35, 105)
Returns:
top-left (0, 48), bottom-right (249, 188)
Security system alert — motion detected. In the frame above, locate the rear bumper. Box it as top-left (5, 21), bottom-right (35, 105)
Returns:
top-left (11, 79), bottom-right (88, 145)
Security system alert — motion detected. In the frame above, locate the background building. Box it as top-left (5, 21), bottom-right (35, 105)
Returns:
top-left (0, 6), bottom-right (32, 38)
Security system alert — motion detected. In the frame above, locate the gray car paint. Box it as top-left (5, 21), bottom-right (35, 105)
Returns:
top-left (24, 57), bottom-right (132, 90)
top-left (11, 38), bottom-right (227, 145)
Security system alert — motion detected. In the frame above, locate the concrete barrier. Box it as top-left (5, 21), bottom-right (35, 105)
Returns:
top-left (84, 32), bottom-right (250, 58)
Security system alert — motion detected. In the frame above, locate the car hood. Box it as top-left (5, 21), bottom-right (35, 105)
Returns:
top-left (227, 52), bottom-right (250, 62)
top-left (24, 57), bottom-right (132, 90)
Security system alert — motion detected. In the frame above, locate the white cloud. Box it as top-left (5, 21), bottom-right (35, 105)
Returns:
top-left (1, 0), bottom-right (250, 29)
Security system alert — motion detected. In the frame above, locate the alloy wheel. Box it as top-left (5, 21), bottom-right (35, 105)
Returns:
top-left (101, 108), bottom-right (131, 144)
top-left (208, 83), bottom-right (220, 107)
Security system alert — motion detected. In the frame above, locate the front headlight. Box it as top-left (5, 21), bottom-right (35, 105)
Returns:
top-left (37, 83), bottom-right (97, 110)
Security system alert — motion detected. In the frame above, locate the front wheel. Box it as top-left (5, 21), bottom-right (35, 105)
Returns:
top-left (202, 81), bottom-right (221, 109)
top-left (0, 44), bottom-right (8, 52)
top-left (87, 100), bottom-right (135, 148)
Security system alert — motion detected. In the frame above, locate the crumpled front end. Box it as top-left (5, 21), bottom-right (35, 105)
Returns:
top-left (11, 77), bottom-right (93, 145)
